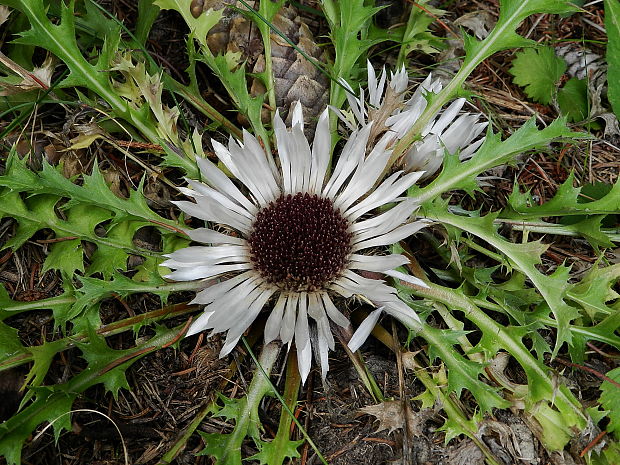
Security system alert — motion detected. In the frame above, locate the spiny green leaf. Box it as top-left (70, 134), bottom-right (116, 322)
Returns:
top-left (135, 0), bottom-right (162, 46)
top-left (567, 316), bottom-right (620, 365)
top-left (199, 53), bottom-right (266, 136)
top-left (436, 411), bottom-right (482, 444)
top-left (568, 263), bottom-right (620, 321)
top-left (213, 393), bottom-right (245, 423)
top-left (0, 157), bottom-right (171, 284)
top-left (0, 286), bottom-right (76, 335)
top-left (417, 281), bottom-right (589, 440)
top-left (69, 271), bottom-right (168, 323)
top-left (0, 383), bottom-right (77, 465)
top-left (196, 394), bottom-right (256, 465)
top-left (0, 320), bottom-right (24, 360)
top-left (506, 173), bottom-right (620, 219)
top-left (605, 0), bottom-right (620, 118)
top-left (0, 154), bottom-right (174, 227)
top-left (427, 205), bottom-right (581, 355)
top-left (197, 431), bottom-right (241, 464)
top-left (563, 216), bottom-right (615, 248)
top-left (76, 329), bottom-right (132, 399)
top-left (7, 0), bottom-right (112, 88)
top-left (509, 47), bottom-right (566, 104)
top-left (505, 323), bottom-right (551, 361)
top-left (323, 0), bottom-right (383, 110)
top-left (0, 191), bottom-right (111, 275)
top-left (249, 436), bottom-right (303, 465)
top-left (42, 238), bottom-right (84, 275)
top-left (77, 0), bottom-right (123, 46)
top-left (4, 0), bottom-right (141, 125)
top-left (463, 0), bottom-right (578, 63)
top-left (383, 0), bottom-right (445, 66)
top-left (87, 221), bottom-right (149, 278)
top-left (504, 303), bottom-right (620, 360)
top-left (0, 385), bottom-right (75, 464)
top-left (3, 0), bottom-right (192, 149)
top-left (24, 340), bottom-right (68, 396)
top-left (493, 274), bottom-right (545, 310)
top-left (394, 0), bottom-right (579, 153)
top-left (421, 325), bottom-right (510, 412)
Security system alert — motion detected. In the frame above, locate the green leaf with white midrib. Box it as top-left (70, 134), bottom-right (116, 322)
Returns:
top-left (5, 0), bottom-right (159, 142)
top-left (425, 204), bottom-right (581, 356)
top-left (506, 173), bottom-right (620, 219)
top-left (409, 283), bottom-right (588, 437)
top-left (0, 153), bottom-right (175, 228)
top-left (392, 0), bottom-right (579, 157)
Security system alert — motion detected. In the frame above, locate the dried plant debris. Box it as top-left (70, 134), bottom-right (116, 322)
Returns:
top-left (359, 400), bottom-right (432, 437)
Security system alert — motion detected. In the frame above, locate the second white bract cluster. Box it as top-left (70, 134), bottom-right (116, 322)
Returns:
top-left (334, 62), bottom-right (487, 178)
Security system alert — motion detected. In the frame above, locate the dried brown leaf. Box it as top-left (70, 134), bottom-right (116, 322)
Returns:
top-left (359, 400), bottom-right (431, 437)
top-left (0, 54), bottom-right (54, 96)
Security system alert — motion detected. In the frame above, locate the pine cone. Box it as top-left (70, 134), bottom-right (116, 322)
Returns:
top-left (193, 0), bottom-right (329, 134)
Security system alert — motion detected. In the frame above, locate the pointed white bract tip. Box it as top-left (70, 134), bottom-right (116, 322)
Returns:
top-left (219, 338), bottom-right (239, 358)
top-left (291, 101), bottom-right (304, 129)
top-left (348, 308), bottom-right (384, 352)
top-left (298, 346), bottom-right (312, 383)
top-left (273, 109), bottom-right (286, 129)
top-left (390, 67), bottom-right (408, 93)
top-left (185, 311), bottom-right (213, 338)
top-left (384, 269), bottom-right (429, 288)
top-left (211, 138), bottom-right (227, 155)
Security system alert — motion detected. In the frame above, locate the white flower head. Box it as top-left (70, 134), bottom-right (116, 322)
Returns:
top-left (334, 61), bottom-right (488, 179)
top-left (163, 102), bottom-right (428, 383)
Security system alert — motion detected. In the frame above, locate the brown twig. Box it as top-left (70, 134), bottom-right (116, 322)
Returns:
top-left (579, 430), bottom-right (607, 457)
top-left (555, 358), bottom-right (620, 388)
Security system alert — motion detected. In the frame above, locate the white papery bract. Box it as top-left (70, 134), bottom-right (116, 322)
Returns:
top-left (334, 62), bottom-right (487, 179)
top-left (163, 102), bottom-right (428, 383)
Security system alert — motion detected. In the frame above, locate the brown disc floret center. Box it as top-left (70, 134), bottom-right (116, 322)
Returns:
top-left (248, 192), bottom-right (352, 291)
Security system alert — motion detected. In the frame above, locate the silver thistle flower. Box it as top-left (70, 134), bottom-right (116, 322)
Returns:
top-left (334, 62), bottom-right (488, 178)
top-left (163, 102), bottom-right (428, 382)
